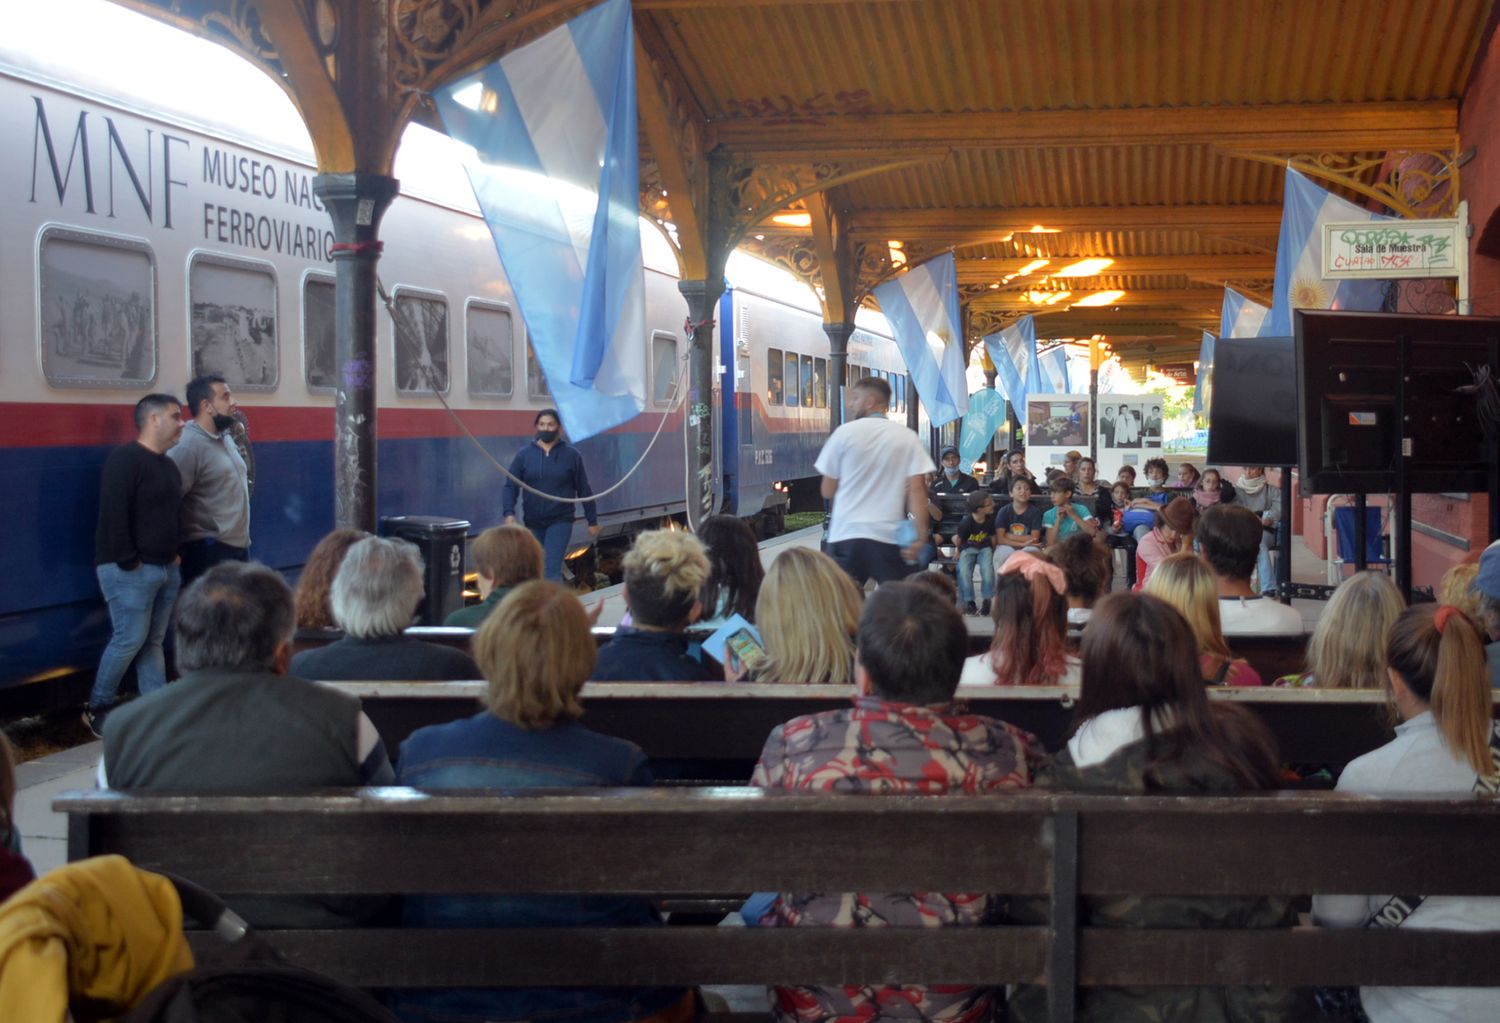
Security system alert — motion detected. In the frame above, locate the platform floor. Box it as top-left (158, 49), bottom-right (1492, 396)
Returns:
top-left (17, 525), bottom-right (1339, 878)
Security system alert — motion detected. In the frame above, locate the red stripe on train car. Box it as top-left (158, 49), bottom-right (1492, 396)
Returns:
top-left (0, 402), bottom-right (685, 447)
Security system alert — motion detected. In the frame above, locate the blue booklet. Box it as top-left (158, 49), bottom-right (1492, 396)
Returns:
top-left (702, 614), bottom-right (766, 673)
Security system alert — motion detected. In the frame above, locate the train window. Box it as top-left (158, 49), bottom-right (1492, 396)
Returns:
top-left (800, 355), bottom-right (814, 408)
top-left (859, 366), bottom-right (871, 381)
top-left (651, 332), bottom-right (678, 405)
top-left (392, 288), bottom-right (450, 396)
top-left (302, 272), bottom-right (335, 392)
top-left (784, 351), bottom-right (800, 407)
top-left (525, 338), bottom-right (551, 399)
top-left (896, 374), bottom-right (906, 412)
top-left (188, 253), bottom-right (279, 391)
top-left (38, 227), bottom-right (157, 388)
top-left (814, 358), bottom-right (827, 408)
top-left (466, 301), bottom-right (514, 397)
top-left (767, 348), bottom-right (783, 405)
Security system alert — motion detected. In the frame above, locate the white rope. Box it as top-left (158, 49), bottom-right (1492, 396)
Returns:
top-left (378, 276), bottom-right (691, 506)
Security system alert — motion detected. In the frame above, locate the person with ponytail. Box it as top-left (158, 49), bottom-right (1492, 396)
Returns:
top-left (960, 551), bottom-right (1078, 686)
top-left (1313, 603), bottom-right (1500, 1022)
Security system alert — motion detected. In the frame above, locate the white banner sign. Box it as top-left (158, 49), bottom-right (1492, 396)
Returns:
top-left (1322, 219), bottom-right (1462, 279)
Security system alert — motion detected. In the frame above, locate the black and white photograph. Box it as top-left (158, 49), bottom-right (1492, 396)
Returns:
top-left (393, 291), bottom-right (450, 395)
top-left (39, 231), bottom-right (155, 387)
top-left (190, 257), bottom-right (279, 388)
top-left (302, 275), bottom-right (336, 391)
top-left (467, 303), bottom-right (515, 397)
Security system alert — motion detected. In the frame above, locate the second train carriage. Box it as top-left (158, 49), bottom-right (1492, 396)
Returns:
top-left (0, 8), bottom-right (920, 696)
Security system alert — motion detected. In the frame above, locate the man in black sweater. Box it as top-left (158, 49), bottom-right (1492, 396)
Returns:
top-left (88, 394), bottom-right (185, 735)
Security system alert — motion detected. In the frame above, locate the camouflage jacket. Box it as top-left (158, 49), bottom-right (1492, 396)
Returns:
top-left (751, 694), bottom-right (1045, 1023)
top-left (1006, 737), bottom-right (1314, 1022)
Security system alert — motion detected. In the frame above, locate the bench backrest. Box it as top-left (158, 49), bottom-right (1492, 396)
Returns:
top-left (56, 788), bottom-right (1500, 1020)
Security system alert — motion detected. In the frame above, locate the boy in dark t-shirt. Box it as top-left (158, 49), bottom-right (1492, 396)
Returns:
top-left (993, 476), bottom-right (1044, 575)
top-left (955, 491), bottom-right (996, 615)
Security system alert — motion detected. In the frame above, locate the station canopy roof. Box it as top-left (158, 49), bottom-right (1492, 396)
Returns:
top-left (114, 0), bottom-right (1495, 368)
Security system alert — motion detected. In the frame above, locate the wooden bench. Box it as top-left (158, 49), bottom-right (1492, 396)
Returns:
top-left (329, 680), bottom-right (1454, 775)
top-left (57, 788), bottom-right (1500, 1023)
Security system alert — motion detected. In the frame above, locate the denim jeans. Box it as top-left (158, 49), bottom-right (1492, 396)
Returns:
top-left (178, 538), bottom-right (248, 591)
top-left (92, 561), bottom-right (180, 709)
top-left (529, 520), bottom-right (575, 582)
top-left (956, 547), bottom-right (994, 605)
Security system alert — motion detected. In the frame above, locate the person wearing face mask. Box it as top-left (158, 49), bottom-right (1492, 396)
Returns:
top-left (503, 408), bottom-right (600, 583)
top-left (930, 447), bottom-right (979, 497)
top-left (170, 373), bottom-right (252, 589)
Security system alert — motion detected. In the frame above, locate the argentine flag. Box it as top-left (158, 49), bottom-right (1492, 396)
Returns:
top-left (1193, 332), bottom-right (1215, 416)
top-left (1261, 167), bottom-right (1395, 338)
top-left (872, 252), bottom-right (968, 427)
top-left (1039, 345), bottom-right (1072, 394)
top-left (1220, 287), bottom-right (1269, 339)
top-left (985, 315), bottom-right (1042, 419)
top-left (434, 0), bottom-right (645, 441)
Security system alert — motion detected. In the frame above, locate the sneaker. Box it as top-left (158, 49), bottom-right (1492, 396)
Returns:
top-left (979, 599), bottom-right (991, 617)
top-left (81, 706), bottom-right (106, 740)
top-left (962, 601), bottom-right (977, 616)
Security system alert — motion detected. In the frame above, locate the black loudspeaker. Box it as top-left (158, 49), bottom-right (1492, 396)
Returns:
top-left (1206, 335), bottom-right (1298, 468)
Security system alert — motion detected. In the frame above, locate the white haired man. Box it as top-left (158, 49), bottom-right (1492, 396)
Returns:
top-left (290, 536), bottom-right (480, 681)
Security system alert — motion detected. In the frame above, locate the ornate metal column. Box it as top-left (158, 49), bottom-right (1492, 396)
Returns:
top-left (315, 174), bottom-right (399, 532)
top-left (679, 276), bottom-right (726, 532)
top-left (823, 321), bottom-right (855, 427)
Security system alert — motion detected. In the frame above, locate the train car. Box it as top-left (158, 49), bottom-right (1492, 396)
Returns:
top-left (0, 3), bottom-right (915, 699)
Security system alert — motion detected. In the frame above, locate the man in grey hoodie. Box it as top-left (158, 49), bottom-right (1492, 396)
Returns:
top-left (170, 373), bottom-right (251, 588)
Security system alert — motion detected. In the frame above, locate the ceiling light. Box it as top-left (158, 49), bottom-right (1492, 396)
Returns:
top-left (1017, 259), bottom-right (1050, 276)
top-left (1055, 258), bottom-right (1115, 277)
top-left (989, 282), bottom-right (1001, 289)
top-left (1026, 225), bottom-right (1062, 234)
top-left (1044, 291), bottom-right (1071, 305)
top-left (771, 212), bottom-right (812, 227)
top-left (1071, 290), bottom-right (1126, 307)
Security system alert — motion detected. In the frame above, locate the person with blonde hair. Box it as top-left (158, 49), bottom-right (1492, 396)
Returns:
top-left (292, 528), bottom-right (369, 631)
top-left (394, 580), bottom-right (691, 1023)
top-left (290, 536), bottom-right (480, 681)
top-left (1438, 562), bottom-right (1482, 624)
top-left (743, 548), bottom-right (862, 684)
top-left (1277, 571), bottom-right (1404, 688)
top-left (1146, 552), bottom-right (1262, 686)
top-left (1314, 603), bottom-right (1500, 1021)
top-left (592, 529), bottom-right (717, 681)
top-left (444, 524), bottom-right (544, 629)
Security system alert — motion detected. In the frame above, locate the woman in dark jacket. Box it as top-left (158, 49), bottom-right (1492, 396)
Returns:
top-left (1008, 591), bottom-right (1311, 1022)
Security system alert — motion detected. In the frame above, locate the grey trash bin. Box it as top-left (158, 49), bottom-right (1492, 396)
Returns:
top-left (380, 515), bottom-right (471, 626)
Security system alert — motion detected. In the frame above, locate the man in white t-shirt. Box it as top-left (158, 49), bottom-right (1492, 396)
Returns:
top-left (1197, 504), bottom-right (1303, 635)
top-left (815, 377), bottom-right (935, 585)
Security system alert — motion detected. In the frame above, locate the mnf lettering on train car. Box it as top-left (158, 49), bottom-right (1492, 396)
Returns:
top-left (29, 95), bottom-right (190, 226)
top-left (29, 96), bottom-right (334, 260)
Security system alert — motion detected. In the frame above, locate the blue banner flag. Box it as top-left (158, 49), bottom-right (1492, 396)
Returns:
top-left (985, 315), bottom-right (1042, 419)
top-left (434, 0), bottom-right (645, 441)
top-left (1261, 167), bottom-right (1395, 338)
top-left (1220, 287), bottom-right (1268, 339)
top-left (872, 252), bottom-right (968, 427)
top-left (958, 387), bottom-right (1006, 471)
top-left (1193, 332), bottom-right (1215, 416)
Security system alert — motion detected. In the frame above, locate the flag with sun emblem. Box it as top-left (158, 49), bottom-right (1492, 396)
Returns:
top-left (872, 251), bottom-right (968, 427)
top-left (984, 315), bottom-right (1042, 421)
top-left (1261, 167), bottom-right (1395, 337)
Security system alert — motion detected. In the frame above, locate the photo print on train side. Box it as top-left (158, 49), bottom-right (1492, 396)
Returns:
top-left (189, 254), bottom-right (278, 389)
top-left (39, 228), bottom-right (156, 388)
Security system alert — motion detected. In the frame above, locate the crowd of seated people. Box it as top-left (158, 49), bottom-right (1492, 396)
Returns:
top-left (13, 494), bottom-right (1494, 1023)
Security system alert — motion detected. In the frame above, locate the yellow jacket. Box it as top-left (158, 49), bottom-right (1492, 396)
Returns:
top-left (0, 854), bottom-right (193, 1022)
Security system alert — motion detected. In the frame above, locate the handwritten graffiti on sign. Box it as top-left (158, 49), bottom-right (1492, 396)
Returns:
top-left (1322, 219), bottom-right (1462, 280)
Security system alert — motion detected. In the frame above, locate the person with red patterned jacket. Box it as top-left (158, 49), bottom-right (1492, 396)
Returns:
top-left (748, 580), bottom-right (1045, 1023)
